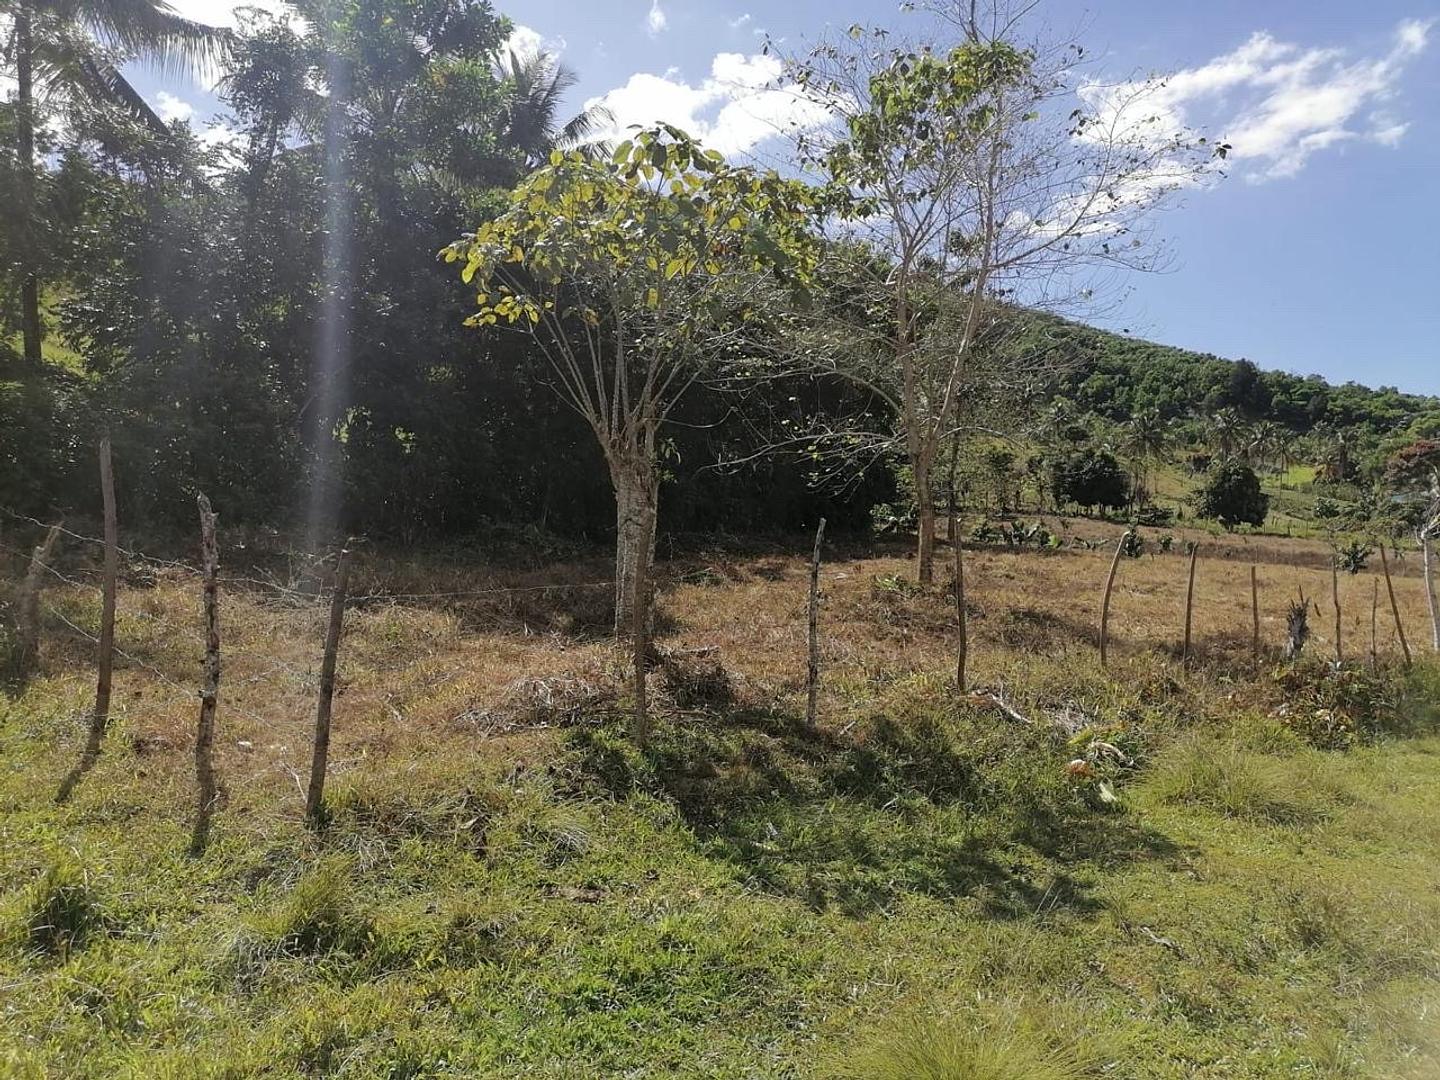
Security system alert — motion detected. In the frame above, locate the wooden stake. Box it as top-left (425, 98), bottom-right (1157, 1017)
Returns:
top-left (1370, 578), bottom-right (1379, 670)
top-left (630, 548), bottom-right (651, 746)
top-left (306, 544), bottom-right (351, 825)
top-left (1378, 543), bottom-right (1412, 668)
top-left (1099, 530), bottom-right (1129, 669)
top-left (1182, 542), bottom-right (1200, 664)
top-left (189, 494), bottom-right (221, 856)
top-left (1250, 564), bottom-right (1261, 660)
top-left (806, 517), bottom-right (826, 726)
top-left (1331, 554), bottom-right (1343, 663)
top-left (11, 522), bottom-right (61, 681)
top-left (56, 440), bottom-right (120, 804)
top-left (88, 438), bottom-right (119, 743)
top-left (952, 513), bottom-right (967, 693)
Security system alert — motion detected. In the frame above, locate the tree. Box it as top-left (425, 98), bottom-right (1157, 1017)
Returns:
top-left (1206, 407), bottom-right (1248, 460)
top-left (1385, 439), bottom-right (1440, 650)
top-left (5, 0), bottom-right (225, 366)
top-left (1196, 460), bottom-right (1269, 530)
top-left (787, 1), bottom-right (1216, 583)
top-left (497, 48), bottom-right (611, 170)
top-left (1051, 448), bottom-right (1127, 513)
top-left (445, 127), bottom-right (820, 633)
top-left (1120, 407), bottom-right (1169, 505)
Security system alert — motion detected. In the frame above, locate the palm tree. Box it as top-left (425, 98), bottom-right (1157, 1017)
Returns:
top-left (1120, 407), bottom-right (1169, 504)
top-left (1246, 420), bottom-right (1288, 474)
top-left (497, 49), bottom-right (612, 169)
top-left (1206, 407), bottom-right (1248, 461)
top-left (10, 0), bottom-right (226, 365)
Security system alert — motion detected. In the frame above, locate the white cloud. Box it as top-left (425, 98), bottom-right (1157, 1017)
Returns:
top-left (586, 51), bottom-right (832, 158)
top-left (730, 14), bottom-right (752, 29)
top-left (1083, 18), bottom-right (1432, 183)
top-left (504, 24), bottom-right (545, 60)
top-left (647, 0), bottom-right (668, 37)
top-left (166, 1), bottom-right (293, 30)
top-left (154, 91), bottom-right (195, 123)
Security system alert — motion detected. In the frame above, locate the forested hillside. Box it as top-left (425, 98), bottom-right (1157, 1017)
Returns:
top-left (2, 2), bottom-right (1435, 550)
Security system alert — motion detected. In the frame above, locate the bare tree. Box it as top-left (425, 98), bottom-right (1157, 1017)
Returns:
top-left (782, 1), bottom-right (1219, 582)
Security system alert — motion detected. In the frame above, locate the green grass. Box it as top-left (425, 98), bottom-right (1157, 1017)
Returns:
top-left (2, 662), bottom-right (1439, 1077)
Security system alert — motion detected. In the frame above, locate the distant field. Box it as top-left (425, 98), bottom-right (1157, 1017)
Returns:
top-left (2, 526), bottom-right (1438, 1077)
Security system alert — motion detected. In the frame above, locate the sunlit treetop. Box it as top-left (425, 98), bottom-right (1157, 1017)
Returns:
top-left (443, 124), bottom-right (823, 338)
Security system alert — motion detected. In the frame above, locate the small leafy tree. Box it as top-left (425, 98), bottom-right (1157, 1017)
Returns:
top-left (446, 127), bottom-right (820, 634)
top-left (1385, 438), bottom-right (1440, 650)
top-left (1196, 460), bottom-right (1269, 530)
top-left (783, 2), bottom-right (1217, 584)
top-left (1051, 448), bottom-right (1127, 513)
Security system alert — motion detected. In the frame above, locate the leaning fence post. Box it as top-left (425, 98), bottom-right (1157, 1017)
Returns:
top-left (93, 436), bottom-right (119, 737)
top-left (189, 494), bottom-right (221, 857)
top-left (1378, 543), bottom-right (1412, 668)
top-left (306, 544), bottom-right (351, 825)
top-left (806, 517), bottom-right (826, 727)
top-left (1181, 541), bottom-right (1200, 664)
top-left (11, 523), bottom-right (62, 681)
top-left (1099, 530), bottom-right (1130, 669)
top-left (952, 512), bottom-right (967, 694)
top-left (1250, 565), bottom-right (1261, 660)
top-left (1370, 578), bottom-right (1379, 670)
top-left (1330, 554), bottom-right (1343, 663)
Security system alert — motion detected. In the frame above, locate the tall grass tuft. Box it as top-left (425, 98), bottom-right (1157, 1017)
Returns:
top-left (829, 1010), bottom-right (1100, 1080)
top-left (20, 861), bottom-right (106, 959)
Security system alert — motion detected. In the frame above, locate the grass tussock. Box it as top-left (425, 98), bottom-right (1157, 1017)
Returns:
top-left (10, 860), bottom-right (107, 959)
top-left (829, 1005), bottom-right (1107, 1080)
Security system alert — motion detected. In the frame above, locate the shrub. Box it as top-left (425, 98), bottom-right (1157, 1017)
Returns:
top-left (20, 861), bottom-right (106, 959)
top-left (1196, 461), bottom-right (1269, 529)
top-left (1050, 449), bottom-right (1127, 512)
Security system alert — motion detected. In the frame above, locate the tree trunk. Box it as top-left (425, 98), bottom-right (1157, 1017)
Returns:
top-left (1422, 532), bottom-right (1439, 653)
top-left (16, 2), bottom-right (43, 367)
top-left (953, 513), bottom-right (967, 693)
top-left (914, 453), bottom-right (936, 586)
top-left (1098, 531), bottom-right (1129, 669)
top-left (612, 458), bottom-right (658, 635)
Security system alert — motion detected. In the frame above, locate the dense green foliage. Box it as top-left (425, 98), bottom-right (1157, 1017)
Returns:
top-left (1, 0), bottom-right (1436, 547)
top-left (1196, 461), bottom-right (1270, 529)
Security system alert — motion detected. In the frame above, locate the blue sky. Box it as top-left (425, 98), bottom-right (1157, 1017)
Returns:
top-left (143, 1), bottom-right (1439, 394)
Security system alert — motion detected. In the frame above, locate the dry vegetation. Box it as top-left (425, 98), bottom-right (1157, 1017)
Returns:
top-left (1, 519), bottom-right (1439, 1077)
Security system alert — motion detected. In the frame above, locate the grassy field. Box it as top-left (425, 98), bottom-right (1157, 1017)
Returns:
top-left (2, 524), bottom-right (1439, 1078)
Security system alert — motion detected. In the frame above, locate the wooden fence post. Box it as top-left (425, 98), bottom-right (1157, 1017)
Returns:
top-left (11, 523), bottom-right (61, 681)
top-left (1182, 542), bottom-right (1200, 664)
top-left (306, 544), bottom-right (351, 825)
top-left (93, 436), bottom-right (119, 739)
top-left (55, 441), bottom-right (120, 803)
top-left (1250, 565), bottom-right (1261, 660)
top-left (189, 494), bottom-right (221, 857)
top-left (1098, 530), bottom-right (1129, 669)
top-left (952, 513), bottom-right (967, 694)
top-left (806, 518), bottom-right (826, 727)
top-left (630, 550), bottom-right (651, 747)
top-left (1378, 543), bottom-right (1412, 668)
top-left (1330, 555), bottom-right (1343, 663)
top-left (1370, 578), bottom-right (1379, 670)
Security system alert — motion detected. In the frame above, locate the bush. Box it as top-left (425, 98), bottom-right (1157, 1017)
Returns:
top-left (1050, 449), bottom-right (1127, 512)
top-left (1195, 461), bottom-right (1269, 529)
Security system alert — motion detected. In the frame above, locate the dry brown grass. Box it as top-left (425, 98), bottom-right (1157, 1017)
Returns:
top-left (9, 517), bottom-right (1434, 830)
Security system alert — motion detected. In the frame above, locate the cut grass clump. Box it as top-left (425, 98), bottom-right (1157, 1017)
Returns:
top-left (235, 856), bottom-right (374, 968)
top-left (1144, 737), bottom-right (1323, 825)
top-left (14, 860), bottom-right (107, 959)
top-left (829, 1006), bottom-right (1105, 1080)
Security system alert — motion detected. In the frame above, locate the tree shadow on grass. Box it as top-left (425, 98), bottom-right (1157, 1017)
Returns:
top-left (562, 703), bottom-right (1189, 919)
